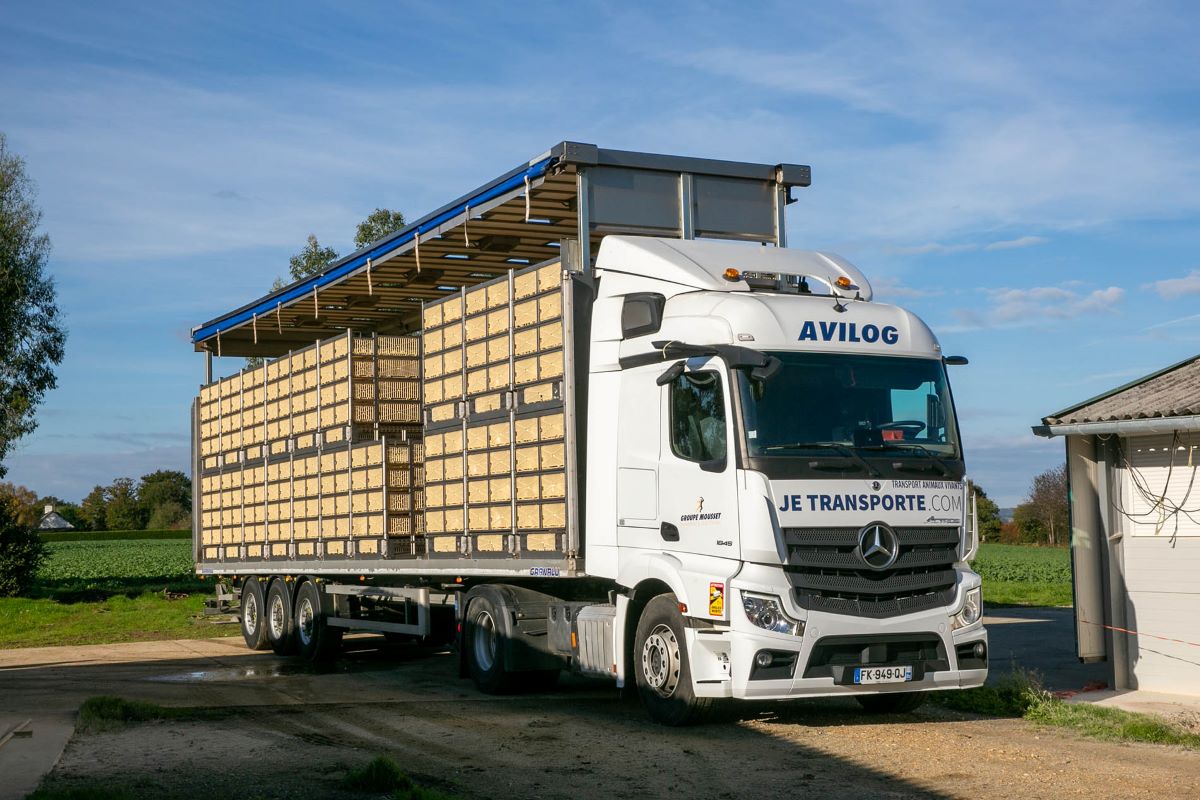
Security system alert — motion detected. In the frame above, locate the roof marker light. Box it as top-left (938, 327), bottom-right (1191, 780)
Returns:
top-left (723, 268), bottom-right (742, 282)
top-left (835, 276), bottom-right (855, 289)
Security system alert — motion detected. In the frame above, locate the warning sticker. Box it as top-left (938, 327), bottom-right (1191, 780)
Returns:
top-left (709, 582), bottom-right (725, 617)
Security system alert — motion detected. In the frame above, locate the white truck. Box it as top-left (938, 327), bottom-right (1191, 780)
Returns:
top-left (191, 141), bottom-right (987, 725)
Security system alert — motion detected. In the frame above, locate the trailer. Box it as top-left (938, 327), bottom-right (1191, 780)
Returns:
top-left (191, 141), bottom-right (987, 724)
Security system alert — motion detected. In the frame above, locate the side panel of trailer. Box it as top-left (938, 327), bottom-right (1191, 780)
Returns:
top-left (193, 259), bottom-right (587, 578)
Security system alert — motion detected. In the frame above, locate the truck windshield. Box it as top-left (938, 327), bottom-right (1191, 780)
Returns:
top-left (736, 352), bottom-right (960, 459)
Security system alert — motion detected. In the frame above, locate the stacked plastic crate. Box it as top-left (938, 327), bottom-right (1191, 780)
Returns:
top-left (421, 260), bottom-right (570, 558)
top-left (196, 332), bottom-right (424, 563)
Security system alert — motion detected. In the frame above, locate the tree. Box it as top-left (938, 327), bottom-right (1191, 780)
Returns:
top-left (0, 133), bottom-right (66, 477)
top-left (80, 484), bottom-right (107, 531)
top-left (970, 484), bottom-right (1002, 542)
top-left (147, 500), bottom-right (189, 530)
top-left (1026, 463), bottom-right (1068, 546)
top-left (0, 481), bottom-right (38, 527)
top-left (289, 233), bottom-right (339, 281)
top-left (104, 477), bottom-right (145, 531)
top-left (0, 493), bottom-right (45, 596)
top-left (138, 469), bottom-right (191, 521)
top-left (354, 208), bottom-right (406, 249)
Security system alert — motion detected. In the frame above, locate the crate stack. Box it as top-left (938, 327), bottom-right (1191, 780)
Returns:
top-left (197, 332), bottom-right (425, 563)
top-left (421, 260), bottom-right (571, 558)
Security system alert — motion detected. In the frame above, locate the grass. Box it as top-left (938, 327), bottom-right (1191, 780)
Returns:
top-left (76, 696), bottom-right (226, 733)
top-left (342, 756), bottom-right (460, 800)
top-left (0, 535), bottom-right (235, 649)
top-left (933, 670), bottom-right (1200, 748)
top-left (27, 786), bottom-right (135, 800)
top-left (972, 543), bottom-right (1072, 607)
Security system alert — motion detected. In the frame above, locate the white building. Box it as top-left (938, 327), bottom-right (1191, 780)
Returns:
top-left (1036, 356), bottom-right (1200, 696)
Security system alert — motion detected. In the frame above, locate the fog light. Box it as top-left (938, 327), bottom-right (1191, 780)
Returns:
top-left (755, 651), bottom-right (774, 668)
top-left (973, 642), bottom-right (986, 660)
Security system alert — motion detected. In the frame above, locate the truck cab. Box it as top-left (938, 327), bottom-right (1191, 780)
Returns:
top-left (585, 236), bottom-right (986, 722)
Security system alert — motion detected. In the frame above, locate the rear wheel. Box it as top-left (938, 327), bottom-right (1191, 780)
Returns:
top-left (239, 579), bottom-right (270, 651)
top-left (634, 594), bottom-right (713, 726)
top-left (294, 581), bottom-right (343, 661)
top-left (465, 596), bottom-right (517, 694)
top-left (265, 579), bottom-right (296, 656)
top-left (856, 692), bottom-right (927, 713)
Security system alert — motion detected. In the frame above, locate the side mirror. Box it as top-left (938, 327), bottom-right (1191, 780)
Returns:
top-left (749, 356), bottom-right (782, 382)
top-left (943, 355), bottom-right (969, 366)
top-left (656, 361), bottom-right (686, 386)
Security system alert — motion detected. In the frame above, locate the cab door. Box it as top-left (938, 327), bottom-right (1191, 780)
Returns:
top-left (654, 358), bottom-right (741, 560)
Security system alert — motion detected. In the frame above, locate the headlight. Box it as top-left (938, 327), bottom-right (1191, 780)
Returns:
top-left (952, 587), bottom-right (982, 630)
top-left (741, 592), bottom-right (804, 636)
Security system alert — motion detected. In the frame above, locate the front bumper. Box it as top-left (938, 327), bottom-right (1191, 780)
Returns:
top-left (687, 567), bottom-right (988, 700)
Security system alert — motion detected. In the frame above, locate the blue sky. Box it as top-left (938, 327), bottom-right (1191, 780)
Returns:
top-left (3, 1), bottom-right (1199, 506)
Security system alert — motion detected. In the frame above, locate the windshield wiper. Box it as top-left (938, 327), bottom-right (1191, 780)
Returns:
top-left (861, 442), bottom-right (953, 477)
top-left (763, 441), bottom-right (881, 477)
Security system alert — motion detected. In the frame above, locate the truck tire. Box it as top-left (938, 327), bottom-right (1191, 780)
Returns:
top-left (265, 579), bottom-right (296, 656)
top-left (856, 692), bottom-right (927, 714)
top-left (239, 579), bottom-right (270, 651)
top-left (293, 581), bottom-right (343, 662)
top-left (634, 594), bottom-right (713, 726)
top-left (464, 595), bottom-right (518, 693)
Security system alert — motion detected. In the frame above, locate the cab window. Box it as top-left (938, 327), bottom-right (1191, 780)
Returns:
top-left (668, 371), bottom-right (726, 462)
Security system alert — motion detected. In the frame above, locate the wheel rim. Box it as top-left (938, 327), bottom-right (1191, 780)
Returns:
top-left (641, 623), bottom-right (681, 697)
top-left (269, 593), bottom-right (287, 640)
top-left (296, 595), bottom-right (315, 647)
top-left (472, 610), bottom-right (498, 673)
top-left (243, 591), bottom-right (259, 635)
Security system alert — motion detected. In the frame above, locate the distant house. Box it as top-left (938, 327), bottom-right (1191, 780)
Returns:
top-left (36, 504), bottom-right (75, 531)
top-left (1035, 355), bottom-right (1200, 697)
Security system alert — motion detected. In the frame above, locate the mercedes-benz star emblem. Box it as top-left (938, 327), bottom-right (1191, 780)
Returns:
top-left (857, 523), bottom-right (900, 570)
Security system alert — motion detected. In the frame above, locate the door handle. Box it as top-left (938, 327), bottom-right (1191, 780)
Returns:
top-left (660, 522), bottom-right (679, 542)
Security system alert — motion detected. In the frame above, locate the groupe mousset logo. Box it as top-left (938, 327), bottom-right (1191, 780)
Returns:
top-left (857, 523), bottom-right (900, 571)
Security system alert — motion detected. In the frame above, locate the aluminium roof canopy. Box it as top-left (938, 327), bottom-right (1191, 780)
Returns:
top-left (191, 141), bottom-right (811, 357)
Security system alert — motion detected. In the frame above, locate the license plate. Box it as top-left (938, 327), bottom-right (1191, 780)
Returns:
top-left (853, 665), bottom-right (913, 685)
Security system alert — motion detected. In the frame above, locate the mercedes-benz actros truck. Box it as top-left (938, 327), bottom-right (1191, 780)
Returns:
top-left (190, 141), bottom-right (986, 725)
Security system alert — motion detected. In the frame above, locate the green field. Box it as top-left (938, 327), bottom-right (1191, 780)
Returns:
top-left (972, 543), bottom-right (1072, 607)
top-left (0, 534), bottom-right (236, 649)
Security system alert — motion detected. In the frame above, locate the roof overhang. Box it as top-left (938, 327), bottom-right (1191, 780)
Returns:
top-left (1033, 414), bottom-right (1200, 438)
top-left (191, 141), bottom-right (811, 357)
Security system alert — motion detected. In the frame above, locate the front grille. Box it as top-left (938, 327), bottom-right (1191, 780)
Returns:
top-left (783, 526), bottom-right (959, 618)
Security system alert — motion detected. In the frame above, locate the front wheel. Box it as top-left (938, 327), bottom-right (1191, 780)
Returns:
top-left (464, 596), bottom-right (517, 693)
top-left (856, 692), bottom-right (927, 713)
top-left (634, 594), bottom-right (713, 726)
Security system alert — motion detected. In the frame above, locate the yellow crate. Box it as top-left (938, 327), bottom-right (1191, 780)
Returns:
top-left (514, 269), bottom-right (539, 299)
top-left (542, 472), bottom-right (566, 498)
top-left (466, 341), bottom-right (487, 367)
top-left (490, 504), bottom-right (512, 530)
top-left (326, 540), bottom-right (345, 556)
top-left (443, 429), bottom-right (463, 453)
top-left (430, 402), bottom-right (456, 422)
top-left (423, 303), bottom-right (444, 329)
top-left (515, 474), bottom-right (539, 501)
top-left (425, 458), bottom-right (444, 482)
top-left (425, 432), bottom-right (444, 457)
top-left (466, 368), bottom-right (488, 395)
top-left (425, 483), bottom-right (445, 507)
top-left (541, 413), bottom-right (565, 440)
top-left (515, 446), bottom-right (539, 473)
top-left (486, 337), bottom-right (508, 364)
top-left (464, 315), bottom-right (487, 342)
top-left (466, 425), bottom-right (488, 451)
top-left (388, 491), bottom-right (413, 512)
top-left (431, 533), bottom-right (457, 552)
top-left (445, 508), bottom-right (464, 532)
top-left (514, 328), bottom-right (538, 356)
top-left (388, 516), bottom-right (415, 535)
top-left (490, 477), bottom-right (511, 503)
top-left (424, 353), bottom-right (444, 378)
top-left (424, 378), bottom-right (444, 405)
top-left (443, 374), bottom-right (464, 399)
top-left (465, 287), bottom-right (488, 315)
top-left (473, 393), bottom-right (503, 414)
top-left (445, 481), bottom-right (464, 507)
top-left (443, 323), bottom-right (462, 349)
top-left (487, 364), bottom-right (508, 390)
top-left (487, 308), bottom-right (508, 336)
top-left (526, 532), bottom-right (558, 551)
top-left (542, 443), bottom-right (565, 469)
top-left (424, 327), bottom-right (444, 353)
top-left (475, 533), bottom-right (505, 551)
top-left (380, 401), bottom-right (420, 423)
top-left (514, 298), bottom-right (537, 329)
top-left (467, 452), bottom-right (488, 477)
top-left (358, 538), bottom-right (380, 555)
top-left (325, 426), bottom-right (347, 444)
top-left (522, 382), bottom-right (556, 404)
top-left (517, 503), bottom-right (540, 530)
top-left (539, 351), bottom-right (563, 380)
top-left (514, 356), bottom-right (537, 385)
top-left (536, 262), bottom-right (560, 292)
top-left (425, 510), bottom-right (444, 533)
top-left (468, 506), bottom-right (488, 531)
top-left (467, 478), bottom-right (488, 504)
top-left (379, 356), bottom-right (419, 379)
top-left (379, 380), bottom-right (419, 401)
top-left (486, 281), bottom-right (509, 309)
top-left (539, 292), bottom-right (562, 321)
top-left (540, 322), bottom-right (563, 351)
top-left (515, 417), bottom-right (538, 444)
top-left (489, 451), bottom-right (510, 475)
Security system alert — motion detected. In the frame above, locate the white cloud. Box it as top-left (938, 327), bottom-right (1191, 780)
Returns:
top-left (985, 236), bottom-right (1048, 251)
top-left (1146, 270), bottom-right (1200, 299)
top-left (948, 284), bottom-right (1124, 330)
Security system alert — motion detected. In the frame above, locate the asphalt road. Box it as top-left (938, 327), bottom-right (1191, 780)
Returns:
top-left (984, 606), bottom-right (1109, 691)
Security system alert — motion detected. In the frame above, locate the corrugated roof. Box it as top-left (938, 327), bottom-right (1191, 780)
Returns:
top-left (1043, 354), bottom-right (1200, 424)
